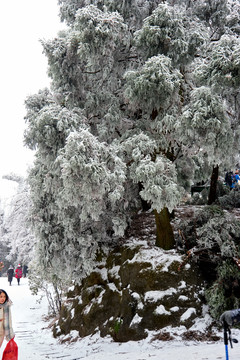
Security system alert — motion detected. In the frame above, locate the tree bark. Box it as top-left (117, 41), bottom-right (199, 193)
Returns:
top-left (154, 207), bottom-right (175, 249)
top-left (208, 165), bottom-right (219, 205)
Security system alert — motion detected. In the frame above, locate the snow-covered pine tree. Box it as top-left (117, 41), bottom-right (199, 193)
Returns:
top-left (58, 0), bottom-right (163, 28)
top-left (123, 3), bottom-right (236, 243)
top-left (0, 205), bottom-right (8, 272)
top-left (24, 7), bottom-right (136, 282)
top-left (24, 1), bottom-right (239, 287)
top-left (0, 175), bottom-right (35, 267)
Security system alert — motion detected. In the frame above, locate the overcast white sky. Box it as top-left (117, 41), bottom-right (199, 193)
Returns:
top-left (0, 0), bottom-right (65, 178)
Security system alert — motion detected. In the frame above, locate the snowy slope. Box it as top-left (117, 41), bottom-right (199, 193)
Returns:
top-left (0, 277), bottom-right (240, 359)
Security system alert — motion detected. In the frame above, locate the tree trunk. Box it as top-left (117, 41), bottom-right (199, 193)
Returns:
top-left (154, 207), bottom-right (175, 249)
top-left (208, 165), bottom-right (219, 205)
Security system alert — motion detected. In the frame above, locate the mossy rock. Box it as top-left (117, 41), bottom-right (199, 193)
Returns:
top-left (55, 243), bottom-right (206, 341)
top-left (106, 245), bottom-right (141, 268)
top-left (119, 261), bottom-right (153, 291)
top-left (54, 304), bottom-right (73, 336)
top-left (81, 285), bottom-right (104, 304)
top-left (82, 271), bottom-right (107, 288)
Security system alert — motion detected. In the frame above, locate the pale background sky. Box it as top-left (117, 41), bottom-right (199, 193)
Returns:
top-left (0, 0), bottom-right (65, 179)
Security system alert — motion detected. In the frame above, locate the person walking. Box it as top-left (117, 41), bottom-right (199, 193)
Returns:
top-left (15, 264), bottom-right (22, 286)
top-left (0, 289), bottom-right (15, 348)
top-left (0, 262), bottom-right (4, 277)
top-left (7, 266), bottom-right (14, 286)
top-left (23, 265), bottom-right (28, 278)
top-left (233, 169), bottom-right (240, 189)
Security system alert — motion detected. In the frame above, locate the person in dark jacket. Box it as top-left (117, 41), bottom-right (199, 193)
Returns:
top-left (225, 171), bottom-right (233, 189)
top-left (7, 266), bottom-right (14, 286)
top-left (220, 308), bottom-right (240, 326)
top-left (23, 265), bottom-right (28, 278)
top-left (15, 264), bottom-right (22, 285)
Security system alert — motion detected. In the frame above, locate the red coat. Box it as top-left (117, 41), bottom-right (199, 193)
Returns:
top-left (15, 267), bottom-right (22, 279)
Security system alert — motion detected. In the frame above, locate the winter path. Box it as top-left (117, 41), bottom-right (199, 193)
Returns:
top-left (0, 277), bottom-right (240, 359)
top-left (0, 277), bottom-right (80, 360)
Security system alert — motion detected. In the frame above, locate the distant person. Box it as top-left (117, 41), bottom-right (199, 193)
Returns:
top-left (23, 265), bottom-right (28, 278)
top-left (233, 169), bottom-right (240, 188)
top-left (15, 264), bottom-right (22, 286)
top-left (0, 289), bottom-right (15, 348)
top-left (225, 171), bottom-right (233, 189)
top-left (0, 262), bottom-right (4, 277)
top-left (7, 265), bottom-right (14, 286)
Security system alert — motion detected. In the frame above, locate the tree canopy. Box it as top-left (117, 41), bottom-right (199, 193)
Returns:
top-left (24, 0), bottom-right (240, 283)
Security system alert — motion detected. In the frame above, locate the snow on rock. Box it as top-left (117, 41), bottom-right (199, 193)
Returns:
top-left (126, 245), bottom-right (183, 272)
top-left (178, 295), bottom-right (188, 301)
top-left (178, 280), bottom-right (186, 289)
top-left (108, 265), bottom-right (121, 279)
top-left (107, 283), bottom-right (121, 293)
top-left (180, 308), bottom-right (196, 321)
top-left (96, 267), bottom-right (108, 280)
top-left (170, 306), bottom-right (179, 312)
top-left (130, 313), bottom-right (143, 326)
top-left (83, 302), bottom-right (93, 315)
top-left (144, 288), bottom-right (177, 302)
top-left (154, 304), bottom-right (171, 315)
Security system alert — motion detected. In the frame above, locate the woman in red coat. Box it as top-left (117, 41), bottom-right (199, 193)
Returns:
top-left (15, 265), bottom-right (22, 286)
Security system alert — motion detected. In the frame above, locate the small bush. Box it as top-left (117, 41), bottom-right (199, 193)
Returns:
top-left (177, 205), bottom-right (240, 319)
top-left (218, 189), bottom-right (240, 209)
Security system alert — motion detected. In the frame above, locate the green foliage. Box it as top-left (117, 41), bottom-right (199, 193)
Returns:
top-left (177, 205), bottom-right (240, 320)
top-left (124, 55), bottom-right (182, 113)
top-left (135, 4), bottom-right (206, 65)
top-left (179, 86), bottom-right (233, 165)
top-left (73, 5), bottom-right (128, 55)
top-left (113, 317), bottom-right (123, 334)
top-left (193, 0), bottom-right (229, 38)
top-left (195, 35), bottom-right (240, 90)
top-left (178, 205), bottom-right (240, 252)
top-left (58, 0), bottom-right (163, 28)
top-left (205, 261), bottom-right (240, 319)
top-left (218, 189), bottom-right (240, 209)
top-left (58, 129), bottom-right (127, 229)
top-left (42, 5), bottom-right (129, 117)
top-left (131, 154), bottom-right (183, 213)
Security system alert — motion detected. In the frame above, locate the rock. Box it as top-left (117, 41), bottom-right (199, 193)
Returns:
top-left (54, 238), bottom-right (205, 342)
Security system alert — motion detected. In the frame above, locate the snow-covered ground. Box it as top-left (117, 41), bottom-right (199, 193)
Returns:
top-left (0, 276), bottom-right (240, 359)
